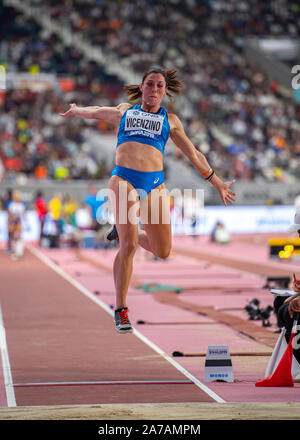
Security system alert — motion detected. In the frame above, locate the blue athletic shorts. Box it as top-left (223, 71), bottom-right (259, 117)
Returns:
top-left (111, 165), bottom-right (165, 199)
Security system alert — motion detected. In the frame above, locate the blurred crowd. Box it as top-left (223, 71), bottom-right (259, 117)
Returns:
top-left (0, 4), bottom-right (123, 182)
top-left (0, 88), bottom-right (112, 182)
top-left (0, 0), bottom-right (300, 184)
top-left (38, 185), bottom-right (113, 249)
top-left (1, 185), bottom-right (114, 251)
top-left (185, 0), bottom-right (300, 50)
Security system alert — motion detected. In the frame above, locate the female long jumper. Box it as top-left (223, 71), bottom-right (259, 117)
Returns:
top-left (60, 67), bottom-right (236, 333)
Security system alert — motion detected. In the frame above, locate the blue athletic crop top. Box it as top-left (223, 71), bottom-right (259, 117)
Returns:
top-left (116, 104), bottom-right (170, 155)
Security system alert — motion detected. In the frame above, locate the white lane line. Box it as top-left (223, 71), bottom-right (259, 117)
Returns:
top-left (0, 305), bottom-right (17, 407)
top-left (133, 329), bottom-right (226, 403)
top-left (12, 380), bottom-right (193, 387)
top-left (29, 246), bottom-right (226, 404)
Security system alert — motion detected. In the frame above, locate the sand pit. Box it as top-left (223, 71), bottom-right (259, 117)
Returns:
top-left (1, 402), bottom-right (300, 420)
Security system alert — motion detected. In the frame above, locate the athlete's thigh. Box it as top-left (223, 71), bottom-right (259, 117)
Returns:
top-left (140, 183), bottom-right (172, 251)
top-left (108, 175), bottom-right (140, 244)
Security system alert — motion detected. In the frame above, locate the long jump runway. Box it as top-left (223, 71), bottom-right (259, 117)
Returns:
top-left (0, 247), bottom-right (218, 408)
top-left (1, 233), bottom-right (300, 419)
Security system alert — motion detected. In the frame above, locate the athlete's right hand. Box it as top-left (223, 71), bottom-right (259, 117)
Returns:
top-left (60, 103), bottom-right (78, 117)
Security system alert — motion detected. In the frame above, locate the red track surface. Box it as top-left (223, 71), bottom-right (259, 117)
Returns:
top-left (0, 247), bottom-right (215, 407)
top-left (1, 232), bottom-right (300, 407)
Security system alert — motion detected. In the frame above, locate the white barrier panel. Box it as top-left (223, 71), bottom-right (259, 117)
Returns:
top-left (0, 205), bottom-right (296, 241)
top-left (172, 205), bottom-right (296, 235)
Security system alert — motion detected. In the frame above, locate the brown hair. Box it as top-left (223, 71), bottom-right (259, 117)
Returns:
top-left (124, 67), bottom-right (183, 102)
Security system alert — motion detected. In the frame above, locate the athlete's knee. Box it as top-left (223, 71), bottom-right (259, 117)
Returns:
top-left (153, 244), bottom-right (171, 259)
top-left (119, 237), bottom-right (138, 257)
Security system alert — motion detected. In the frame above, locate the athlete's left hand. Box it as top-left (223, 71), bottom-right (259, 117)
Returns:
top-left (215, 179), bottom-right (236, 206)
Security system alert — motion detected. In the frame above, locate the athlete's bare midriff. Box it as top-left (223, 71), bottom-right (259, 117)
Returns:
top-left (116, 141), bottom-right (164, 171)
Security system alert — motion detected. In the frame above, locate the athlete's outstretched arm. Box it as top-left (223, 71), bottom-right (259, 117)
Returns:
top-left (169, 114), bottom-right (236, 206)
top-left (60, 102), bottom-right (130, 123)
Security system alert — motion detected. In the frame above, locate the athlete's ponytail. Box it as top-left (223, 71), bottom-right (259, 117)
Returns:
top-left (124, 67), bottom-right (183, 102)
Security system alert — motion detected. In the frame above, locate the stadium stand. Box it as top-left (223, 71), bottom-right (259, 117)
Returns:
top-left (0, 0), bottom-right (300, 200)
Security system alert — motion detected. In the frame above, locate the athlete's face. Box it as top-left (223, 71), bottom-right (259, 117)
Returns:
top-left (140, 73), bottom-right (167, 107)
